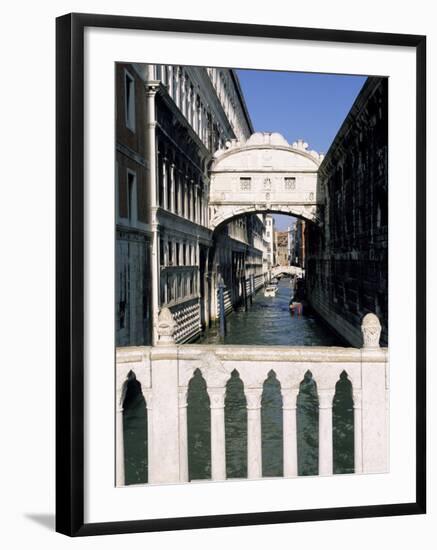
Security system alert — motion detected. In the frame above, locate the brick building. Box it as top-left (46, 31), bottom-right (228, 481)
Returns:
top-left (306, 77), bottom-right (388, 346)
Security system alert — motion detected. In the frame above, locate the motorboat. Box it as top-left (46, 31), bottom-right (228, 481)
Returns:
top-left (264, 284), bottom-right (279, 297)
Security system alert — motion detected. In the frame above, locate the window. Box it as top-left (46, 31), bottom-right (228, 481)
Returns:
top-left (127, 170), bottom-right (137, 224)
top-left (124, 70), bottom-right (135, 132)
top-left (240, 177), bottom-right (251, 191)
top-left (284, 177), bottom-right (296, 190)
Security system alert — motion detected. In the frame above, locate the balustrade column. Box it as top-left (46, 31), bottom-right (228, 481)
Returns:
top-left (282, 388), bottom-right (299, 478)
top-left (246, 388), bottom-right (263, 479)
top-left (209, 387), bottom-right (226, 481)
top-left (196, 187), bottom-right (200, 225)
top-left (115, 389), bottom-right (125, 486)
top-left (178, 388), bottom-right (189, 482)
top-left (142, 388), bottom-right (154, 482)
top-left (191, 181), bottom-right (196, 223)
top-left (169, 163), bottom-right (175, 213)
top-left (161, 157), bottom-right (168, 210)
top-left (318, 389), bottom-right (335, 476)
top-left (353, 390), bottom-right (363, 474)
top-left (184, 180), bottom-right (188, 219)
top-left (178, 171), bottom-right (183, 215)
top-left (168, 65), bottom-right (173, 96)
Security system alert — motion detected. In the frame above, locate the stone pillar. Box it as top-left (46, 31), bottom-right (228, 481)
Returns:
top-left (149, 308), bottom-right (180, 484)
top-left (175, 68), bottom-right (180, 109)
top-left (161, 157), bottom-right (168, 210)
top-left (361, 313), bottom-right (388, 473)
top-left (246, 388), bottom-right (263, 479)
top-left (184, 180), bottom-right (188, 219)
top-left (191, 181), bottom-right (196, 223)
top-left (145, 81), bottom-right (160, 345)
top-left (318, 389), bottom-right (334, 476)
top-left (178, 387), bottom-right (189, 482)
top-left (169, 163), bottom-right (175, 213)
top-left (115, 387), bottom-right (125, 487)
top-left (142, 387), bottom-right (153, 482)
top-left (209, 387), bottom-right (227, 481)
top-left (353, 389), bottom-right (363, 474)
top-left (282, 388), bottom-right (299, 478)
top-left (178, 171), bottom-right (183, 216)
top-left (168, 65), bottom-right (173, 96)
top-left (187, 183), bottom-right (191, 221)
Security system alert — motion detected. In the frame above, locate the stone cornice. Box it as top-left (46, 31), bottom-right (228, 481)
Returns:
top-left (212, 144), bottom-right (321, 170)
top-left (318, 77), bottom-right (386, 176)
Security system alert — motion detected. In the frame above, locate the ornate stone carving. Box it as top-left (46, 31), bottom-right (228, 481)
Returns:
top-left (361, 313), bottom-right (381, 348)
top-left (208, 387), bottom-right (226, 409)
top-left (157, 307), bottom-right (176, 345)
top-left (203, 352), bottom-right (229, 387)
top-left (318, 389), bottom-right (335, 409)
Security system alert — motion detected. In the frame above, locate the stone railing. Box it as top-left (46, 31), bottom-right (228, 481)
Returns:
top-left (116, 310), bottom-right (388, 486)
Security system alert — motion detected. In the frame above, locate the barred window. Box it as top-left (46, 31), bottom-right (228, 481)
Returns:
top-left (240, 177), bottom-right (251, 191)
top-left (284, 177), bottom-right (296, 190)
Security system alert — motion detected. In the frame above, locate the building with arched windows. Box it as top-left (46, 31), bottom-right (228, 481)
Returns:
top-left (116, 63), bottom-right (272, 345)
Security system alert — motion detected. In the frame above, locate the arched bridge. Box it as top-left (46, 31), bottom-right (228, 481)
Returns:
top-left (209, 132), bottom-right (324, 230)
top-left (271, 265), bottom-right (304, 278)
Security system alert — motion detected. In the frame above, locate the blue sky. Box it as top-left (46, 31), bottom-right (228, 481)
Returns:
top-left (236, 69), bottom-right (366, 230)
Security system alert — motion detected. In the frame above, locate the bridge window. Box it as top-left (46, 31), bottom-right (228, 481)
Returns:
top-left (284, 177), bottom-right (296, 190)
top-left (240, 177), bottom-right (251, 191)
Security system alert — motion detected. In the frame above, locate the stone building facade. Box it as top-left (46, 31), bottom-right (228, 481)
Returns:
top-left (116, 63), bottom-right (271, 345)
top-left (306, 77), bottom-right (388, 346)
top-left (115, 64), bottom-right (153, 346)
top-left (291, 219), bottom-right (306, 268)
top-left (275, 230), bottom-right (289, 266)
top-left (265, 214), bottom-right (276, 271)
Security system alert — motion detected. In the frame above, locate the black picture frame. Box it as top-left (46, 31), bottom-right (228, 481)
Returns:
top-left (56, 12), bottom-right (426, 537)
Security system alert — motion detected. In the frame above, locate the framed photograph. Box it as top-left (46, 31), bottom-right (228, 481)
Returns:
top-left (56, 13), bottom-right (426, 536)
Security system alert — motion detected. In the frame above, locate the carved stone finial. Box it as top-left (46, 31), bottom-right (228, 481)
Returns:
top-left (157, 307), bottom-right (176, 345)
top-left (361, 313), bottom-right (381, 349)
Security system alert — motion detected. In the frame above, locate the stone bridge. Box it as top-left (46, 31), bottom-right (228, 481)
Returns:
top-left (208, 132), bottom-right (324, 231)
top-left (116, 310), bottom-right (388, 486)
top-left (271, 265), bottom-right (304, 278)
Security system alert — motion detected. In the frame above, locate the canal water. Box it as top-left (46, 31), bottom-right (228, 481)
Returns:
top-left (123, 278), bottom-right (354, 485)
top-left (198, 277), bottom-right (342, 346)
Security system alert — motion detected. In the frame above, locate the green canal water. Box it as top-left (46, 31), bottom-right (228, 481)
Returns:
top-left (123, 278), bottom-right (354, 485)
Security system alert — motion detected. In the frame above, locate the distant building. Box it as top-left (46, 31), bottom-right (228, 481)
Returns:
top-left (287, 225), bottom-right (294, 265)
top-left (275, 230), bottom-right (289, 266)
top-left (264, 215), bottom-right (275, 271)
top-left (292, 220), bottom-right (306, 268)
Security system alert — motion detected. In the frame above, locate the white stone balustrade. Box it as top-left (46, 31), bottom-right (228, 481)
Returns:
top-left (116, 311), bottom-right (388, 485)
